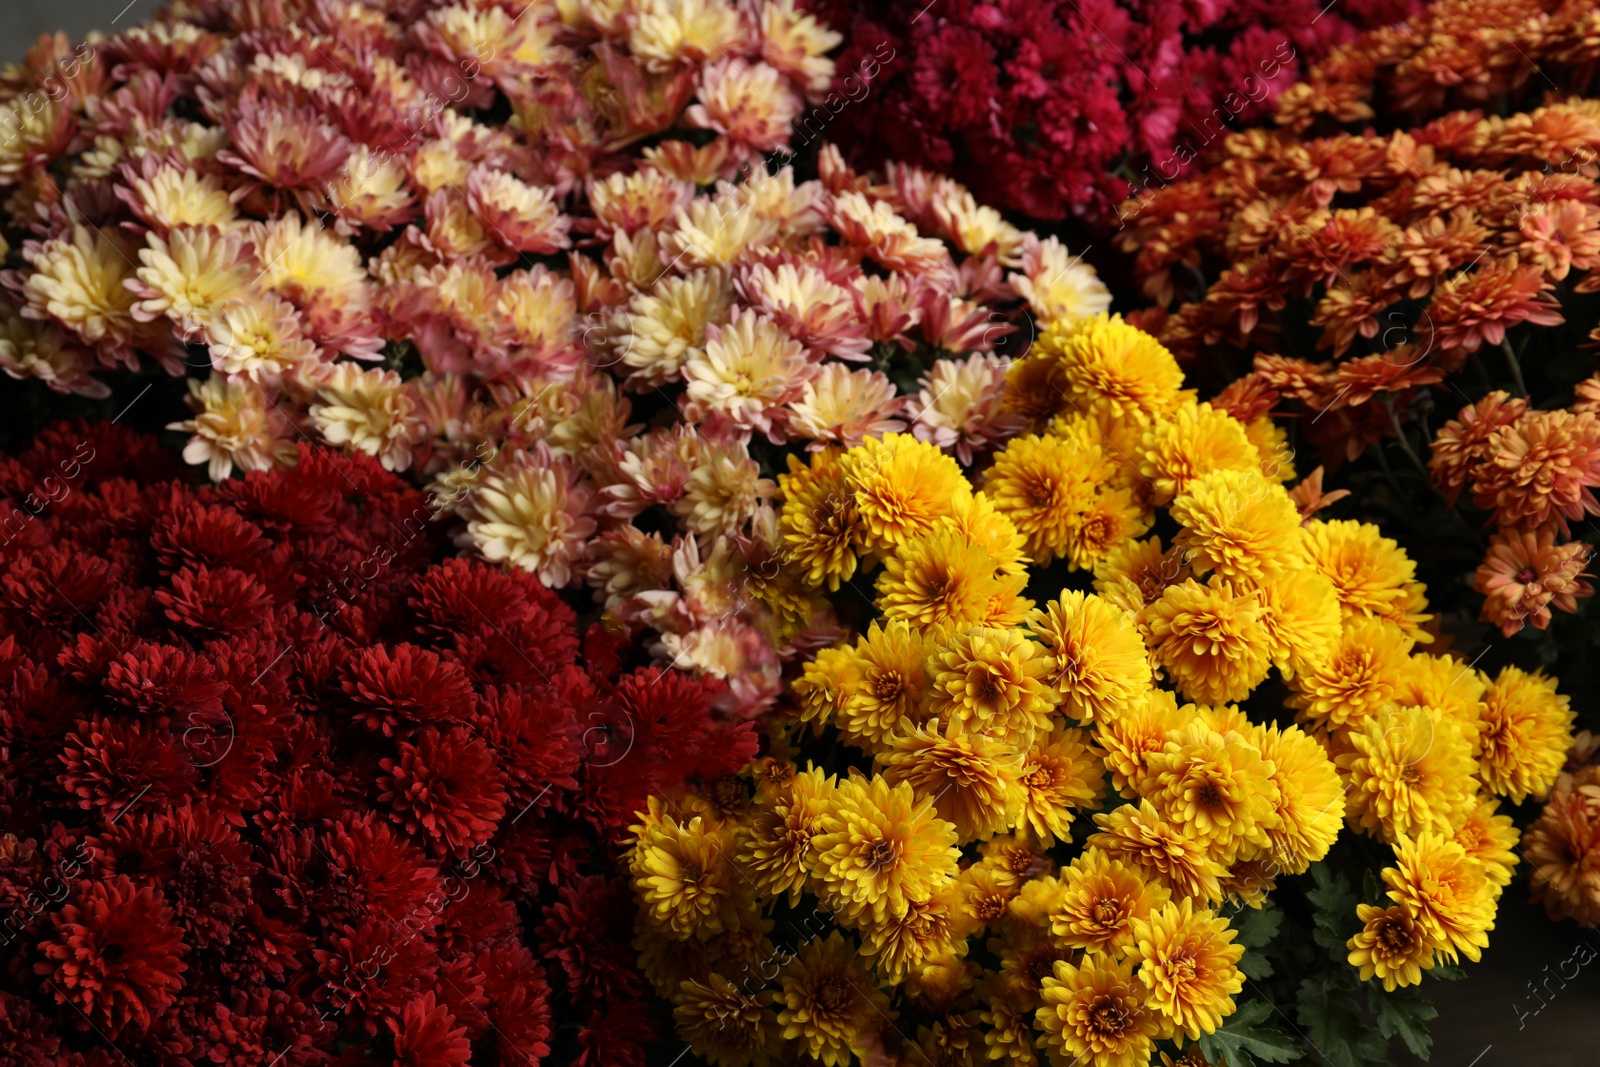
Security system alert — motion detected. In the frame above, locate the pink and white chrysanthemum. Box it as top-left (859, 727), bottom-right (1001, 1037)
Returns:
top-left (906, 352), bottom-right (1023, 464)
top-left (787, 363), bottom-right (907, 450)
top-left (683, 309), bottom-right (815, 442)
top-left (459, 443), bottom-right (597, 588)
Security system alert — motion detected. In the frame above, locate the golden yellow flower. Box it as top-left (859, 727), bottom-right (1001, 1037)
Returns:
top-left (926, 626), bottom-right (1059, 746)
top-left (1094, 536), bottom-right (1192, 618)
top-left (810, 773), bottom-right (960, 923)
top-left (958, 861), bottom-right (1021, 929)
top-left (1017, 726), bottom-right (1106, 846)
top-left (1347, 904), bottom-right (1439, 991)
top-left (792, 644), bottom-right (861, 730)
top-left (1029, 590), bottom-right (1154, 723)
top-left (982, 433), bottom-right (1099, 565)
top-left (1254, 564), bottom-right (1343, 680)
top-left (1054, 313), bottom-right (1186, 422)
top-left (857, 882), bottom-right (970, 982)
top-left (876, 718), bottom-right (1026, 842)
top-left (940, 492), bottom-right (1029, 577)
top-left (1246, 416), bottom-right (1297, 484)
top-left (836, 620), bottom-right (935, 749)
top-left (981, 996), bottom-right (1042, 1067)
top-left (1144, 577), bottom-right (1272, 705)
top-left (738, 767), bottom-right (833, 906)
top-left (841, 433), bottom-right (972, 552)
top-left (1068, 486), bottom-right (1151, 571)
top-left (674, 973), bottom-right (779, 1067)
top-left (876, 529), bottom-right (1028, 634)
top-left (1171, 468), bottom-right (1306, 586)
top-left (1287, 616), bottom-right (1413, 732)
top-left (1138, 403), bottom-right (1262, 505)
top-left (1142, 722), bottom-right (1280, 864)
top-left (1340, 704), bottom-right (1479, 844)
top-left (1090, 800), bottom-right (1229, 905)
top-left (1453, 796), bottom-right (1520, 890)
top-left (1384, 832), bottom-right (1496, 963)
top-left (634, 814), bottom-right (743, 940)
top-left (777, 449), bottom-right (863, 592)
top-left (1257, 723), bottom-right (1346, 874)
top-left (1049, 849), bottom-right (1171, 957)
top-left (1393, 653), bottom-right (1487, 751)
top-left (1129, 898), bottom-right (1244, 1041)
top-left (977, 833), bottom-right (1056, 891)
top-left (1035, 955), bottom-right (1162, 1067)
top-left (1098, 689), bottom-right (1192, 795)
top-left (776, 931), bottom-right (894, 1067)
top-left (1302, 519), bottom-right (1434, 640)
top-left (1478, 666), bottom-right (1575, 803)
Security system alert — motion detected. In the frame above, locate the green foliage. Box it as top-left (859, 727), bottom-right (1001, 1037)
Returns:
top-left (1198, 999), bottom-right (1305, 1067)
top-left (1368, 984), bottom-right (1439, 1060)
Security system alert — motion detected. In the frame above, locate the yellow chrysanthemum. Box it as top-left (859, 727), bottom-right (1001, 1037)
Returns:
top-left (1302, 519), bottom-right (1434, 640)
top-left (633, 814), bottom-right (743, 940)
top-left (1170, 468), bottom-right (1306, 586)
top-left (926, 626), bottom-right (1059, 746)
top-left (1098, 689), bottom-right (1193, 794)
top-left (1453, 796), bottom-right (1520, 890)
top-left (1030, 591), bottom-right (1154, 723)
top-left (792, 644), bottom-right (861, 729)
top-left (1035, 955), bottom-right (1162, 1067)
top-left (876, 718), bottom-right (1026, 842)
top-left (1393, 653), bottom-right (1487, 751)
top-left (1477, 666), bottom-right (1576, 803)
top-left (776, 931), bottom-right (894, 1067)
top-left (674, 974), bottom-right (780, 1067)
top-left (1017, 726), bottom-right (1106, 846)
top-left (1049, 849), bottom-right (1171, 957)
top-left (738, 768), bottom-right (833, 906)
top-left (1246, 416), bottom-right (1297, 484)
top-left (1347, 904), bottom-right (1439, 992)
top-left (1258, 723), bottom-right (1346, 875)
top-left (1090, 800), bottom-right (1229, 905)
top-left (1144, 578), bottom-right (1272, 705)
top-left (841, 432), bottom-right (971, 552)
top-left (1129, 898), bottom-right (1244, 1041)
top-left (1053, 313), bottom-right (1186, 422)
top-left (1255, 564), bottom-right (1343, 680)
top-left (940, 491), bottom-right (1029, 576)
top-left (836, 620), bottom-right (935, 749)
top-left (810, 773), bottom-right (961, 923)
top-left (1094, 536), bottom-right (1192, 618)
top-left (1287, 616), bottom-right (1413, 732)
top-left (981, 996), bottom-right (1042, 1067)
top-left (982, 433), bottom-right (1099, 565)
top-left (876, 529), bottom-right (1028, 634)
top-left (1384, 832), bottom-right (1496, 963)
top-left (857, 883), bottom-right (970, 982)
top-left (1138, 403), bottom-right (1262, 505)
top-left (778, 449), bottom-right (863, 592)
top-left (1339, 704), bottom-right (1479, 843)
top-left (1066, 486), bottom-right (1151, 571)
top-left (1142, 722), bottom-right (1280, 864)
top-left (957, 862), bottom-right (1021, 929)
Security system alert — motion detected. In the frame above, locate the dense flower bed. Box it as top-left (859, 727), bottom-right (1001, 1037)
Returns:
top-left (0, 420), bottom-right (755, 1065)
top-left (801, 0), bottom-right (1419, 228)
top-left (1116, 0), bottom-right (1600, 641)
top-left (624, 317), bottom-right (1571, 1067)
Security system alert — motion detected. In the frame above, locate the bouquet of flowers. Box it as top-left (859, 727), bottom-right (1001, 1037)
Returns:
top-left (0, 420), bottom-right (756, 1065)
top-left (624, 316), bottom-right (1569, 1067)
top-left (800, 0), bottom-right (1419, 227)
top-left (1115, 0), bottom-right (1600, 641)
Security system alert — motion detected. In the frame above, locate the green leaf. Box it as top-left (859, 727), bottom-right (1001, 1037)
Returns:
top-left (1198, 999), bottom-right (1304, 1067)
top-left (1429, 964), bottom-right (1467, 981)
top-left (1305, 865), bottom-right (1359, 961)
top-left (1368, 984), bottom-right (1438, 1060)
top-left (1235, 905), bottom-right (1284, 949)
top-left (1295, 973), bottom-right (1387, 1067)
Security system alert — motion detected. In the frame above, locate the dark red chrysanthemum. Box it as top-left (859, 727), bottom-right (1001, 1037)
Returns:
top-left (378, 727), bottom-right (508, 856)
top-left (535, 876), bottom-right (646, 1008)
top-left (573, 1002), bottom-right (655, 1067)
top-left (389, 993), bottom-right (470, 1067)
top-left (342, 644), bottom-right (475, 735)
top-left (35, 875), bottom-right (187, 1036)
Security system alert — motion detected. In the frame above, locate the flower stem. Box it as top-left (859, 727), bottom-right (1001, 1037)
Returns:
top-left (1500, 337), bottom-right (1528, 397)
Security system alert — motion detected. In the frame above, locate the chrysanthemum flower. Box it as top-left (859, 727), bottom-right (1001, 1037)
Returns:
top-left (793, 644), bottom-right (862, 730)
top-left (1096, 689), bottom-right (1192, 796)
top-left (1143, 722), bottom-right (1280, 864)
top-left (841, 432), bottom-right (971, 552)
top-left (1035, 955), bottom-right (1161, 1067)
top-left (629, 0), bottom-right (745, 70)
top-left (739, 768), bottom-right (833, 906)
top-left (116, 161), bottom-right (239, 234)
top-left (688, 59), bottom-right (802, 155)
top-left (1253, 565), bottom-right (1343, 681)
top-left (875, 528), bottom-right (1028, 634)
top-left (1453, 796), bottom-right (1520, 891)
top-left (166, 376), bottom-right (295, 481)
top-left (1171, 469), bottom-right (1306, 586)
top-left (670, 442), bottom-right (774, 536)
top-left (837, 620), bottom-right (934, 749)
top-left (461, 445), bottom-right (597, 587)
top-left (828, 191), bottom-right (951, 276)
top-left (777, 450), bottom-right (863, 590)
top-left (775, 931), bottom-right (894, 1067)
top-left (1016, 726), bottom-right (1105, 845)
top-left (1089, 800), bottom-right (1229, 905)
top-left (925, 626), bottom-right (1058, 746)
top-left (982, 433), bottom-right (1099, 565)
top-left (1474, 526), bottom-right (1594, 636)
top-left (1257, 723), bottom-right (1346, 875)
top-left (941, 492), bottom-right (1029, 577)
top-left (876, 718), bottom-right (1025, 842)
top-left (1128, 898), bottom-right (1244, 1041)
top-left (857, 883), bottom-right (970, 982)
top-left (684, 309), bottom-right (814, 441)
top-left (1524, 765), bottom-right (1600, 925)
top-left (0, 307), bottom-right (107, 397)
top-left (1302, 519), bottom-right (1434, 640)
top-left (905, 352), bottom-right (1021, 466)
top-left (809, 773), bottom-right (960, 923)
top-left (1030, 591), bottom-right (1153, 723)
top-left (1053, 313), bottom-right (1186, 423)
top-left (1093, 537), bottom-right (1193, 619)
top-left (1008, 235), bottom-right (1112, 325)
top-left (1049, 849), bottom-right (1171, 957)
top-left (1138, 403), bottom-right (1262, 506)
top-left (1477, 666), bottom-right (1576, 803)
top-left (21, 225), bottom-right (145, 359)
top-left (307, 363), bottom-right (421, 472)
top-left (1143, 578), bottom-right (1272, 705)
top-left (787, 363), bottom-right (906, 450)
top-left (1287, 615), bottom-right (1412, 732)
top-left (633, 814), bottom-right (743, 940)
top-left (1340, 704), bottom-right (1479, 843)
top-left (674, 973), bottom-right (780, 1067)
top-left (1384, 832), bottom-right (1496, 963)
top-left (1347, 904), bottom-right (1439, 992)
top-left (203, 294), bottom-right (319, 382)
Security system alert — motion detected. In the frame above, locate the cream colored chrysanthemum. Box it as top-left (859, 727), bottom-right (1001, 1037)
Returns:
top-left (828, 191), bottom-right (952, 276)
top-left (461, 445), bottom-right (597, 587)
top-left (684, 310), bottom-right (813, 440)
top-left (167, 376), bottom-right (295, 481)
top-left (468, 166), bottom-right (571, 254)
top-left (929, 180), bottom-right (1025, 264)
top-left (688, 59), bottom-right (802, 153)
top-left (21, 225), bottom-right (142, 351)
top-left (629, 0), bottom-right (744, 70)
top-left (205, 294), bottom-right (319, 381)
top-left (1009, 234), bottom-right (1112, 325)
top-left (788, 363), bottom-right (907, 449)
top-left (720, 167), bottom-right (826, 233)
top-left (0, 310), bottom-right (106, 398)
top-left (128, 225), bottom-right (258, 338)
top-left (737, 260), bottom-right (867, 360)
top-left (122, 165), bottom-right (239, 234)
top-left (587, 168), bottom-right (696, 236)
top-left (757, 0), bottom-right (840, 94)
top-left (327, 145), bottom-right (415, 231)
top-left (614, 268), bottom-right (734, 386)
top-left (665, 194), bottom-right (781, 269)
top-left (308, 363), bottom-right (421, 472)
top-left (670, 442), bottom-right (773, 536)
top-left (498, 266), bottom-right (577, 357)
top-left (906, 352), bottom-right (1018, 465)
top-left (251, 213), bottom-right (380, 357)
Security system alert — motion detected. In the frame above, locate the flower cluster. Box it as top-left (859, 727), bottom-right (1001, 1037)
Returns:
top-left (802, 0), bottom-right (1419, 227)
top-left (1116, 0), bottom-right (1600, 637)
top-left (0, 2), bottom-right (1116, 715)
top-left (0, 420), bottom-right (756, 1065)
top-left (624, 317), bottom-right (1563, 1066)
top-left (1525, 731), bottom-right (1600, 927)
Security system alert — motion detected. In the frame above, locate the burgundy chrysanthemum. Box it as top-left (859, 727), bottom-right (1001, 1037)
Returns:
top-left (390, 993), bottom-right (471, 1067)
top-left (343, 644), bottom-right (476, 736)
